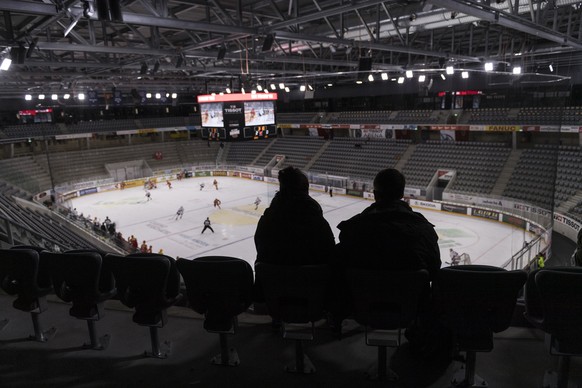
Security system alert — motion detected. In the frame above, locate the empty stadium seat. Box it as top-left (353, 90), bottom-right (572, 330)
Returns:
top-left (435, 265), bottom-right (527, 387)
top-left (109, 253), bottom-right (182, 358)
top-left (177, 256), bottom-right (254, 366)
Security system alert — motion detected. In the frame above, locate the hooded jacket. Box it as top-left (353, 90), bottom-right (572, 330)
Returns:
top-left (254, 191), bottom-right (335, 266)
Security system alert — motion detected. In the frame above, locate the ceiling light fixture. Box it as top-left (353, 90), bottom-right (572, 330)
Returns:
top-left (440, 73), bottom-right (446, 80)
top-left (405, 70), bottom-right (413, 78)
top-left (0, 57), bottom-right (12, 71)
top-left (270, 84), bottom-right (276, 90)
top-left (418, 75), bottom-right (426, 82)
top-left (25, 94), bottom-right (32, 101)
top-left (445, 65), bottom-right (454, 75)
top-left (484, 62), bottom-right (494, 71)
top-left (368, 74), bottom-right (374, 82)
top-left (300, 85), bottom-right (306, 91)
top-left (462, 71), bottom-right (469, 79)
top-left (78, 93), bottom-right (85, 100)
top-left (513, 66), bottom-right (522, 75)
top-left (381, 73), bottom-right (388, 80)
top-left (397, 77), bottom-right (405, 84)
top-left (279, 83), bottom-right (285, 89)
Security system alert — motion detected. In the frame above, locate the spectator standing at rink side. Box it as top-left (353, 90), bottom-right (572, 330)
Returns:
top-left (213, 198), bottom-right (221, 209)
top-left (176, 206), bottom-right (184, 220)
top-left (140, 240), bottom-right (148, 253)
top-left (575, 228), bottom-right (582, 266)
top-left (537, 253), bottom-right (545, 269)
top-left (449, 248), bottom-right (460, 265)
top-left (213, 179), bottom-right (219, 190)
top-left (254, 166), bottom-right (335, 306)
top-left (201, 217), bottom-right (214, 234)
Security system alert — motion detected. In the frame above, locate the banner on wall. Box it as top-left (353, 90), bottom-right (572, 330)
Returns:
top-left (440, 130), bottom-right (456, 141)
top-left (472, 208), bottom-right (500, 220)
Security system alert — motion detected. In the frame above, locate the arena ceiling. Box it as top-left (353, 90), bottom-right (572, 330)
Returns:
top-left (0, 0), bottom-right (581, 98)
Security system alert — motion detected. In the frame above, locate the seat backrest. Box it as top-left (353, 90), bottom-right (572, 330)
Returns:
top-left (255, 263), bottom-right (330, 324)
top-left (177, 256), bottom-right (253, 331)
top-left (65, 249), bottom-right (115, 294)
top-left (346, 268), bottom-right (429, 330)
top-left (535, 267), bottom-right (582, 343)
top-left (436, 265), bottom-right (527, 334)
top-left (110, 253), bottom-right (180, 310)
top-left (10, 245), bottom-right (51, 289)
top-left (43, 251), bottom-right (102, 303)
top-left (0, 248), bottom-right (45, 297)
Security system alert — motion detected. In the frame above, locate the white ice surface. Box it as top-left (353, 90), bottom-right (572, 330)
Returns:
top-left (70, 177), bottom-right (535, 267)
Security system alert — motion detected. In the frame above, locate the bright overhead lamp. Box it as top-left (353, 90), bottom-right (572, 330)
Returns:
top-left (549, 63), bottom-right (554, 72)
top-left (146, 92), bottom-right (152, 99)
top-left (171, 93), bottom-right (177, 98)
top-left (279, 83), bottom-right (285, 89)
top-left (308, 84), bottom-right (313, 91)
top-left (251, 90), bottom-right (256, 94)
top-left (397, 77), bottom-right (405, 84)
top-left (484, 62), bottom-right (494, 72)
top-left (225, 87), bottom-right (231, 94)
top-left (381, 73), bottom-right (388, 80)
top-left (300, 85), bottom-right (306, 91)
top-left (368, 74), bottom-right (374, 82)
top-left (50, 93), bottom-right (58, 100)
top-left (241, 87), bottom-right (246, 94)
top-left (155, 93), bottom-right (161, 99)
top-left (270, 83), bottom-right (276, 90)
top-left (461, 71), bottom-right (469, 79)
top-left (25, 94), bottom-right (32, 101)
top-left (211, 92), bottom-right (216, 96)
top-left (327, 83), bottom-right (333, 87)
top-left (264, 89), bottom-right (269, 93)
top-left (284, 86), bottom-right (290, 92)
top-left (63, 93), bottom-right (70, 99)
top-left (219, 92), bottom-right (224, 95)
top-left (512, 66), bottom-right (522, 75)
top-left (0, 57), bottom-right (12, 71)
top-left (257, 84), bottom-right (263, 91)
top-left (418, 75), bottom-right (426, 82)
top-left (165, 93), bottom-right (170, 98)
top-left (445, 65), bottom-right (454, 75)
top-left (440, 73), bottom-right (446, 80)
top-left (405, 70), bottom-right (413, 78)
top-left (38, 94), bottom-right (45, 100)
top-left (356, 80), bottom-right (363, 84)
top-left (78, 93), bottom-right (85, 100)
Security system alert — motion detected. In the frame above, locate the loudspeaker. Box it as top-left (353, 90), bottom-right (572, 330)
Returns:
top-left (11, 45), bottom-right (26, 65)
top-left (131, 89), bottom-right (140, 99)
top-left (96, 0), bottom-right (123, 22)
top-left (26, 38), bottom-right (37, 59)
top-left (217, 47), bottom-right (226, 60)
top-left (358, 57), bottom-right (372, 72)
top-left (262, 34), bottom-right (274, 52)
top-left (140, 63), bottom-right (148, 74)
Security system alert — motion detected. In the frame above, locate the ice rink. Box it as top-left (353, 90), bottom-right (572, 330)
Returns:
top-left (70, 176), bottom-right (536, 268)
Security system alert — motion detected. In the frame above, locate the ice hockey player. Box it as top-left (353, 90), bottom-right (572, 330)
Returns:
top-left (201, 217), bottom-right (214, 234)
top-left (176, 206), bottom-right (184, 220)
top-left (213, 198), bottom-right (221, 209)
top-left (254, 196), bottom-right (261, 210)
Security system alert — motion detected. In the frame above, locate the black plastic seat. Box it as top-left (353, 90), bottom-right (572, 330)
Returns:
top-left (435, 265), bottom-right (527, 387)
top-left (0, 247), bottom-right (56, 341)
top-left (525, 267), bottom-right (582, 388)
top-left (43, 250), bottom-right (116, 350)
top-left (109, 253), bottom-right (182, 358)
top-left (177, 256), bottom-right (253, 366)
top-left (254, 263), bottom-right (330, 374)
top-left (346, 268), bottom-right (430, 381)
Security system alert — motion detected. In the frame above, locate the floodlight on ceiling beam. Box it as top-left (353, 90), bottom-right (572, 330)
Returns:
top-left (0, 57), bottom-right (12, 71)
top-left (512, 66), bottom-right (522, 75)
top-left (418, 75), bottom-right (426, 82)
top-left (445, 65), bottom-right (454, 75)
top-left (484, 62), bottom-right (494, 72)
top-left (64, 13), bottom-right (83, 37)
top-left (270, 84), bottom-right (276, 90)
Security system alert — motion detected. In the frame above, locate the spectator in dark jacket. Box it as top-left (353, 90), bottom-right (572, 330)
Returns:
top-left (575, 228), bottom-right (582, 266)
top-left (254, 166), bottom-right (335, 266)
top-left (336, 168), bottom-right (441, 277)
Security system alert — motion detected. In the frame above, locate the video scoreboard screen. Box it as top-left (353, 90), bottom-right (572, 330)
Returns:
top-left (197, 93), bottom-right (277, 140)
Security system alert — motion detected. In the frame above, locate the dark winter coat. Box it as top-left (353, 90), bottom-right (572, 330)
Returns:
top-left (254, 191), bottom-right (335, 266)
top-left (337, 199), bottom-right (441, 277)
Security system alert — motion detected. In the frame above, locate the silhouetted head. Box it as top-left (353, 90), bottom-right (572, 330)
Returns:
top-left (278, 166), bottom-right (309, 195)
top-left (373, 168), bottom-right (405, 202)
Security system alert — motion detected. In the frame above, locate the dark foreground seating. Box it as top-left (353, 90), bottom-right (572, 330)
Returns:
top-left (177, 256), bottom-right (254, 366)
top-left (109, 253), bottom-right (182, 358)
top-left (43, 250), bottom-right (116, 350)
top-left (346, 268), bottom-right (430, 381)
top-left (525, 267), bottom-right (582, 388)
top-left (255, 263), bottom-right (330, 373)
top-left (0, 247), bottom-right (55, 341)
top-left (435, 265), bottom-right (527, 387)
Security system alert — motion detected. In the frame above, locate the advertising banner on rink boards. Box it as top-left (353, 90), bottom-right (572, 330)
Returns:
top-left (471, 208), bottom-right (500, 221)
top-left (484, 125), bottom-right (522, 132)
top-left (410, 199), bottom-right (442, 211)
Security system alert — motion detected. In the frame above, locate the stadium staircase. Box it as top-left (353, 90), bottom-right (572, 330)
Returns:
top-left (250, 138), bottom-right (276, 165)
top-left (303, 141), bottom-right (331, 171)
top-left (491, 149), bottom-right (523, 196)
top-left (556, 192), bottom-right (582, 215)
top-left (394, 143), bottom-right (417, 171)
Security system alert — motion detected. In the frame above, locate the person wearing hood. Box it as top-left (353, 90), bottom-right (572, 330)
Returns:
top-left (254, 166), bottom-right (335, 266)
